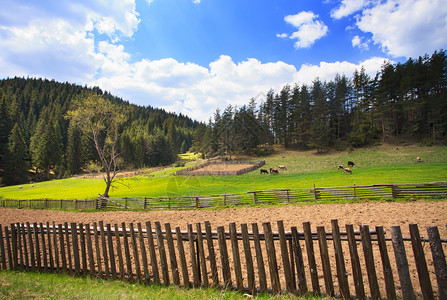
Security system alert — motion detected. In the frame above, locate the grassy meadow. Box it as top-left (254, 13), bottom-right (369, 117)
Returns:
top-left (0, 271), bottom-right (326, 300)
top-left (0, 144), bottom-right (446, 200)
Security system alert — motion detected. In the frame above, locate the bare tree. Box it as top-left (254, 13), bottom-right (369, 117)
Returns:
top-left (67, 93), bottom-right (125, 206)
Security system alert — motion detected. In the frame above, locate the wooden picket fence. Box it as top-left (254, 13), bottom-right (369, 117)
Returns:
top-left (1, 220), bottom-right (446, 299)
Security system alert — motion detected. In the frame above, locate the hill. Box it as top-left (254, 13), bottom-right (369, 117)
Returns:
top-left (0, 77), bottom-right (199, 186)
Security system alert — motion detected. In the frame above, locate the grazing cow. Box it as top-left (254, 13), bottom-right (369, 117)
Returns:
top-left (337, 165), bottom-right (344, 170)
top-left (270, 168), bottom-right (279, 174)
top-left (348, 161), bottom-right (355, 167)
top-left (260, 169), bottom-right (268, 174)
top-left (344, 168), bottom-right (352, 174)
top-left (278, 165), bottom-right (287, 170)
top-left (417, 157), bottom-right (422, 163)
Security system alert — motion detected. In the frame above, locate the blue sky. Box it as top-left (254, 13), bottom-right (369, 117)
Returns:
top-left (1, 0), bottom-right (446, 121)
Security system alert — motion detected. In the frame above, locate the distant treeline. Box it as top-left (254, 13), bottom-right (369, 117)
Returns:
top-left (193, 50), bottom-right (447, 157)
top-left (0, 77), bottom-right (199, 186)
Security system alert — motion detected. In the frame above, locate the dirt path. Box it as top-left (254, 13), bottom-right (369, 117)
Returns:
top-left (1, 200), bottom-right (446, 235)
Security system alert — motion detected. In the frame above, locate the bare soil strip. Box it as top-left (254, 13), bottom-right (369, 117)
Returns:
top-left (1, 200), bottom-right (446, 236)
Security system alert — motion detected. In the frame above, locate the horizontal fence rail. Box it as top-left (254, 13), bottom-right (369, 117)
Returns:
top-left (1, 181), bottom-right (446, 210)
top-left (1, 220), bottom-right (446, 299)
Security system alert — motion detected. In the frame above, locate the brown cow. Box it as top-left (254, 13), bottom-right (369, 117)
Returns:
top-left (344, 168), bottom-right (352, 174)
top-left (270, 168), bottom-right (279, 174)
top-left (278, 165), bottom-right (287, 170)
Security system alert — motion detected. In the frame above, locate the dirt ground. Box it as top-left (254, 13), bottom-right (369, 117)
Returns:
top-left (1, 200), bottom-right (446, 235)
top-left (1, 201), bottom-right (446, 298)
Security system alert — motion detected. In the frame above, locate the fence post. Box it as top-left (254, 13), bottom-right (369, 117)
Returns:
top-left (217, 226), bottom-right (231, 289)
top-left (196, 223), bottom-right (208, 288)
top-left (252, 223), bottom-right (267, 293)
top-left (175, 226), bottom-right (190, 288)
top-left (317, 226), bottom-right (334, 297)
top-left (427, 226), bottom-right (447, 299)
top-left (144, 197), bottom-right (147, 210)
top-left (331, 219), bottom-right (350, 299)
top-left (391, 226), bottom-right (416, 300)
top-left (303, 221), bottom-right (320, 295)
top-left (277, 220), bottom-right (294, 293)
top-left (0, 225), bottom-right (7, 270)
top-left (241, 223), bottom-right (255, 295)
top-left (195, 197), bottom-right (199, 208)
top-left (164, 223), bottom-right (179, 286)
top-left (229, 222), bottom-right (243, 291)
top-left (188, 224), bottom-right (200, 287)
top-left (375, 226), bottom-right (396, 300)
top-left (391, 185), bottom-right (398, 198)
top-left (353, 184), bottom-right (356, 198)
top-left (360, 224), bottom-right (381, 299)
top-left (409, 224), bottom-right (434, 299)
top-left (263, 222), bottom-right (281, 294)
top-left (346, 224), bottom-right (366, 300)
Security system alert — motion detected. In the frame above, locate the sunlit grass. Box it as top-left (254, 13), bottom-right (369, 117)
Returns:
top-left (0, 145), bottom-right (446, 200)
top-left (0, 270), bottom-right (326, 300)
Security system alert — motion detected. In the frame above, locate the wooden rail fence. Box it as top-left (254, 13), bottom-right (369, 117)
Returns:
top-left (1, 181), bottom-right (446, 210)
top-left (1, 220), bottom-right (446, 299)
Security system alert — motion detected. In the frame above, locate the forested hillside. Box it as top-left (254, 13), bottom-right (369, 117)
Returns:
top-left (0, 78), bottom-right (198, 186)
top-left (193, 50), bottom-right (447, 156)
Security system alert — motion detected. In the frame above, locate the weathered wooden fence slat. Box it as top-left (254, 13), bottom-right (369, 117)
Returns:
top-left (391, 226), bottom-right (416, 300)
top-left (375, 226), bottom-right (396, 300)
top-left (360, 224), bottom-right (381, 300)
top-left (0, 220), bottom-right (445, 299)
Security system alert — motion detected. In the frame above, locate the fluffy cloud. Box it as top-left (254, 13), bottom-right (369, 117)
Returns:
top-left (294, 57), bottom-right (388, 84)
top-left (92, 55), bottom-right (298, 121)
top-left (331, 0), bottom-right (371, 19)
top-left (352, 35), bottom-right (370, 51)
top-left (331, 0), bottom-right (447, 58)
top-left (91, 54), bottom-right (389, 121)
top-left (0, 0), bottom-right (140, 82)
top-left (283, 12), bottom-right (328, 49)
top-left (356, 0), bottom-right (447, 58)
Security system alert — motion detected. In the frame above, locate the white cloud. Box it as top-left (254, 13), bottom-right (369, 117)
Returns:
top-left (92, 55), bottom-right (298, 121)
top-left (331, 0), bottom-right (371, 19)
top-left (352, 35), bottom-right (369, 50)
top-left (92, 54), bottom-right (390, 121)
top-left (283, 12), bottom-right (328, 49)
top-left (355, 0), bottom-right (447, 58)
top-left (294, 57), bottom-right (389, 84)
top-left (276, 33), bottom-right (288, 38)
top-left (0, 0), bottom-right (140, 83)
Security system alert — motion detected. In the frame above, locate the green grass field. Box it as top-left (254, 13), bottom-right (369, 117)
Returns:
top-left (1, 144), bottom-right (446, 200)
top-left (0, 271), bottom-right (325, 300)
